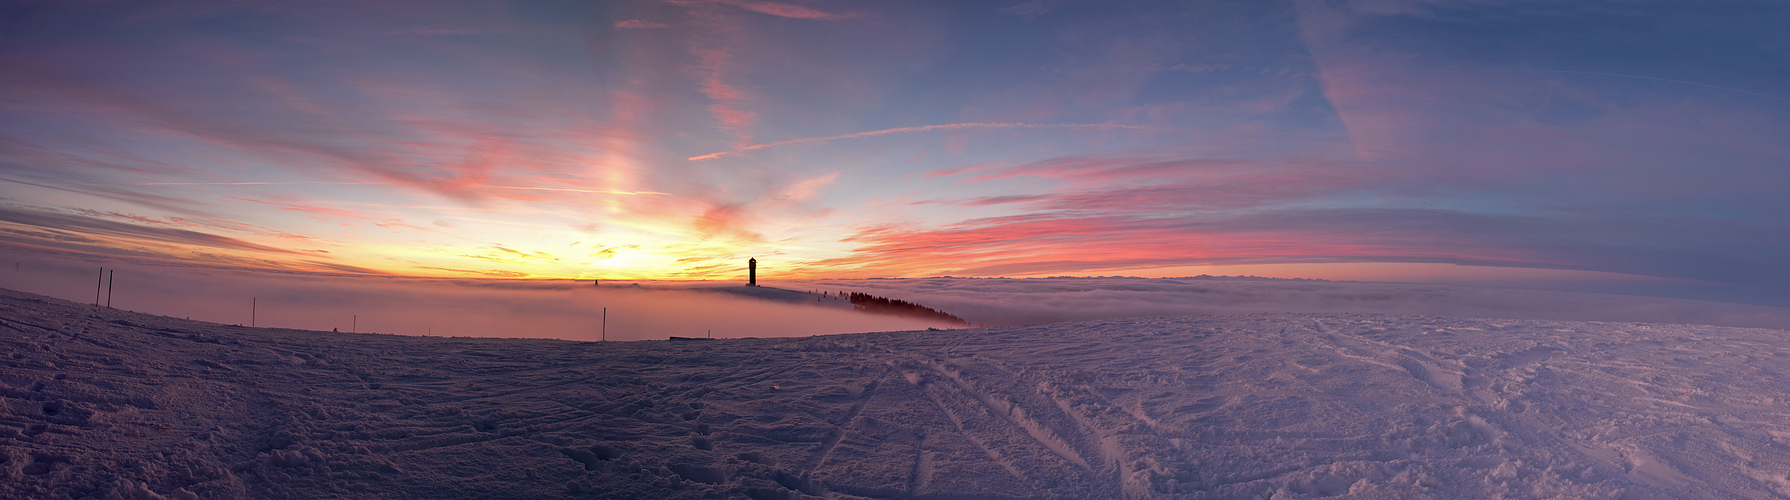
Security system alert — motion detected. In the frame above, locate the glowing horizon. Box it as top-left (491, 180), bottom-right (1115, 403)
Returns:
top-left (3, 1), bottom-right (1788, 302)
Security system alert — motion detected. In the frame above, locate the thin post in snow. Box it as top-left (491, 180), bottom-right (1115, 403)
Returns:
top-left (252, 298), bottom-right (257, 327)
top-left (94, 267), bottom-right (103, 306)
top-left (106, 270), bottom-right (114, 308)
top-left (602, 307), bottom-right (607, 342)
top-left (353, 315), bottom-right (357, 334)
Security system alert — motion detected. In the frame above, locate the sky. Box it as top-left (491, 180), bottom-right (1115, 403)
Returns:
top-left (2, 0), bottom-right (1789, 305)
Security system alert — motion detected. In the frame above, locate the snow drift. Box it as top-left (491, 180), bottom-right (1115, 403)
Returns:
top-left (4, 286), bottom-right (1789, 499)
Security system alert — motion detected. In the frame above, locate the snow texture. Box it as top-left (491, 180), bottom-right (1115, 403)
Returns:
top-left (4, 285), bottom-right (1790, 499)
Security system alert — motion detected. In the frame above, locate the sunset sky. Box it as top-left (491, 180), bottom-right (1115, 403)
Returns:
top-left (3, 1), bottom-right (1788, 302)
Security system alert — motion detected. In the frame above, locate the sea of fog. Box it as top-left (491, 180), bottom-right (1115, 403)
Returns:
top-left (780, 276), bottom-right (1790, 330)
top-left (0, 254), bottom-right (951, 341)
top-left (5, 249), bottom-right (1790, 340)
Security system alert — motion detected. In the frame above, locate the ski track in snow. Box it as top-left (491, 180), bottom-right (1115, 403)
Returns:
top-left (5, 287), bottom-right (1790, 499)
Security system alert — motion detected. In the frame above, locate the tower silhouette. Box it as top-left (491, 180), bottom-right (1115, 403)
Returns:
top-left (748, 258), bottom-right (757, 286)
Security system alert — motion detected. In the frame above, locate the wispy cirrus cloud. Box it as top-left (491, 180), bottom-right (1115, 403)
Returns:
top-left (477, 185), bottom-right (670, 196)
top-left (808, 208), bottom-right (1569, 278)
top-left (680, 5), bottom-right (760, 147)
top-left (137, 182), bottom-right (374, 186)
top-left (387, 25), bottom-right (484, 36)
top-left (234, 198), bottom-right (386, 223)
top-left (669, 0), bottom-right (860, 21)
top-left (613, 19), bottom-right (669, 29)
top-left (689, 123), bottom-right (1177, 160)
top-left (0, 204), bottom-right (299, 255)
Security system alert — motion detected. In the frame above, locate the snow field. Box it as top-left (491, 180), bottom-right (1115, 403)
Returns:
top-left (3, 286), bottom-right (1790, 499)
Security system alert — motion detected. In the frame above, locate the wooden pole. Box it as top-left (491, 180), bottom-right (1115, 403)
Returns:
top-left (251, 298), bottom-right (256, 327)
top-left (353, 315), bottom-right (357, 334)
top-left (602, 307), bottom-right (607, 342)
top-left (106, 270), bottom-right (114, 308)
top-left (94, 267), bottom-right (103, 306)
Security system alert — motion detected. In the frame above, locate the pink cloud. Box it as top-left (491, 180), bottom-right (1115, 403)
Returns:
top-left (613, 19), bottom-right (669, 29)
top-left (999, 0), bottom-right (1071, 19)
top-left (670, 0), bottom-right (858, 21)
top-left (387, 25), bottom-right (483, 36)
top-left (683, 6), bottom-right (760, 147)
top-left (729, 1), bottom-right (854, 20)
top-left (922, 162), bottom-right (1001, 179)
top-left (689, 123), bottom-right (1175, 160)
top-left (691, 203), bottom-right (765, 242)
top-left (233, 198), bottom-right (385, 223)
top-left (806, 209), bottom-right (1572, 279)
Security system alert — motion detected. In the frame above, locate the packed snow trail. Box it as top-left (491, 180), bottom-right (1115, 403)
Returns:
top-left (4, 287), bottom-right (1790, 499)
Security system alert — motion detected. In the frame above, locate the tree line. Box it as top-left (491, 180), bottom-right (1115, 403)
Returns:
top-left (843, 292), bottom-right (968, 325)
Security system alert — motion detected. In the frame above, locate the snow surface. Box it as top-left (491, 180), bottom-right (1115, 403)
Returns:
top-left (5, 285), bottom-right (1790, 499)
